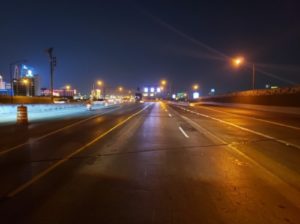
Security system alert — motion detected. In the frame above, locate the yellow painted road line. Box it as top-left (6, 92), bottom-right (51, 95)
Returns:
top-left (0, 106), bottom-right (121, 157)
top-left (6, 104), bottom-right (151, 198)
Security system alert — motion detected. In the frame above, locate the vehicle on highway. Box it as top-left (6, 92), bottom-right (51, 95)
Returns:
top-left (53, 98), bottom-right (69, 104)
top-left (135, 92), bottom-right (142, 103)
top-left (93, 98), bottom-right (106, 105)
top-left (86, 102), bottom-right (92, 110)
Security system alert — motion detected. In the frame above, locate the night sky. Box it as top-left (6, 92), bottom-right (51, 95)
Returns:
top-left (1, 0), bottom-right (300, 95)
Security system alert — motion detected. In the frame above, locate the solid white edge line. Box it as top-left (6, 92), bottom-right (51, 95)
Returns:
top-left (180, 114), bottom-right (300, 209)
top-left (179, 106), bottom-right (300, 150)
top-left (179, 126), bottom-right (189, 138)
top-left (196, 105), bottom-right (300, 131)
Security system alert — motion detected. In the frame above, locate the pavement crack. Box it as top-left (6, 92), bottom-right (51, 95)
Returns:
top-left (25, 143), bottom-right (229, 164)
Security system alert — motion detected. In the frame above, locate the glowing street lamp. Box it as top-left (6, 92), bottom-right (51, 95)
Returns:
top-left (193, 84), bottom-right (199, 90)
top-left (64, 85), bottom-right (71, 98)
top-left (232, 56), bottom-right (244, 67)
top-left (232, 56), bottom-right (256, 90)
top-left (97, 80), bottom-right (103, 86)
top-left (161, 79), bottom-right (167, 86)
top-left (118, 86), bottom-right (123, 92)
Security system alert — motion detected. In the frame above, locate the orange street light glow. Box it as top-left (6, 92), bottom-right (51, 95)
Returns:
top-left (233, 57), bottom-right (244, 66)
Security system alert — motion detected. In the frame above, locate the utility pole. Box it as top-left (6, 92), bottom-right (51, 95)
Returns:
top-left (252, 64), bottom-right (256, 90)
top-left (45, 48), bottom-right (56, 102)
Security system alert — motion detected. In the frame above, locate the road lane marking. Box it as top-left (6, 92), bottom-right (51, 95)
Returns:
top-left (6, 104), bottom-right (151, 198)
top-left (180, 114), bottom-right (300, 209)
top-left (0, 106), bottom-right (122, 157)
top-left (179, 126), bottom-right (189, 138)
top-left (195, 105), bottom-right (300, 131)
top-left (178, 106), bottom-right (300, 150)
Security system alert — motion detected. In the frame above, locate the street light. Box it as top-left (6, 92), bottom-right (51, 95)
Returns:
top-left (97, 80), bottom-right (103, 86)
top-left (118, 86), bottom-right (123, 92)
top-left (160, 80), bottom-right (168, 99)
top-left (232, 56), bottom-right (256, 90)
top-left (64, 85), bottom-right (71, 98)
top-left (232, 56), bottom-right (244, 67)
top-left (97, 80), bottom-right (104, 98)
top-left (193, 84), bottom-right (199, 90)
top-left (92, 80), bottom-right (104, 99)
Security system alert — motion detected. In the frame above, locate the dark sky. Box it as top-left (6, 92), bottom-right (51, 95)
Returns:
top-left (1, 0), bottom-right (300, 95)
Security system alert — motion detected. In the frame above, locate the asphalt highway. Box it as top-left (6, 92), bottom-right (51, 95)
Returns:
top-left (0, 102), bottom-right (299, 224)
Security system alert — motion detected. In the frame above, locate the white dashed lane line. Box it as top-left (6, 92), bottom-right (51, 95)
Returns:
top-left (179, 126), bottom-right (189, 138)
top-left (178, 106), bottom-right (300, 150)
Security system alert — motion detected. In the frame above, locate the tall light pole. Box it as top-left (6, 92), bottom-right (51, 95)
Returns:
top-left (92, 80), bottom-right (104, 99)
top-left (65, 85), bottom-right (71, 97)
top-left (46, 48), bottom-right (56, 102)
top-left (97, 80), bottom-right (103, 98)
top-left (252, 64), bottom-right (255, 90)
top-left (160, 79), bottom-right (167, 99)
top-left (232, 57), bottom-right (256, 90)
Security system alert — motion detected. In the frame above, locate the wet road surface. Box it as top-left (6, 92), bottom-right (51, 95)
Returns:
top-left (0, 102), bottom-right (300, 224)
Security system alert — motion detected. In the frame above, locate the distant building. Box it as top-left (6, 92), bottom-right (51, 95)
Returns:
top-left (0, 75), bottom-right (10, 96)
top-left (142, 86), bottom-right (163, 99)
top-left (0, 75), bottom-right (5, 89)
top-left (34, 75), bottom-right (41, 96)
top-left (13, 64), bottom-right (34, 79)
top-left (13, 78), bottom-right (35, 96)
top-left (11, 64), bottom-right (41, 96)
